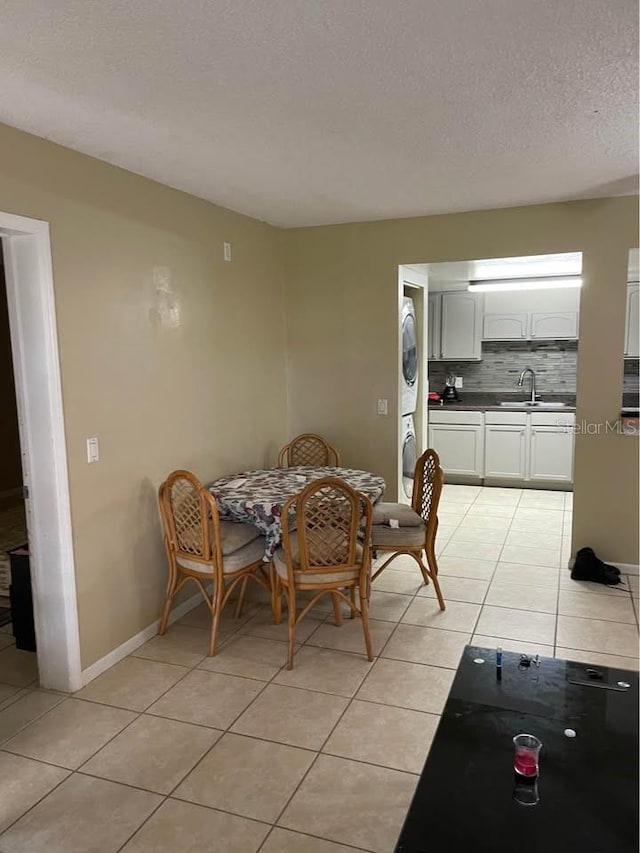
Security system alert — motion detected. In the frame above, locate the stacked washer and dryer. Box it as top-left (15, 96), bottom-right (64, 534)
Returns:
top-left (401, 296), bottom-right (419, 501)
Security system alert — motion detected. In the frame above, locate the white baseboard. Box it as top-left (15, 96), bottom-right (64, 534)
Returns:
top-left (609, 562), bottom-right (640, 576)
top-left (80, 590), bottom-right (206, 688)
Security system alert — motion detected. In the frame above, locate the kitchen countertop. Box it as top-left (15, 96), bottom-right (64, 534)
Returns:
top-left (428, 394), bottom-right (639, 417)
top-left (428, 392), bottom-right (576, 413)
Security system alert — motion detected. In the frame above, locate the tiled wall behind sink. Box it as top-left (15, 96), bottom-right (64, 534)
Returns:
top-left (623, 358), bottom-right (639, 395)
top-left (428, 341), bottom-right (578, 393)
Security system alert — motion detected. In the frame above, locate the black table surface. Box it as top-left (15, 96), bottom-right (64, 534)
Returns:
top-left (395, 646), bottom-right (639, 853)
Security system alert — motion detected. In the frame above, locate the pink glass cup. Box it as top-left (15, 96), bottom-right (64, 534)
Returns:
top-left (513, 733), bottom-right (542, 777)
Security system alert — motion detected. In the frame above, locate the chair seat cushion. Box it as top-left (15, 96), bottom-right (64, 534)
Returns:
top-left (219, 520), bottom-right (261, 555)
top-left (371, 523), bottom-right (426, 548)
top-left (372, 503), bottom-right (423, 527)
top-left (176, 536), bottom-right (265, 574)
top-left (222, 537), bottom-right (265, 573)
top-left (273, 531), bottom-right (362, 584)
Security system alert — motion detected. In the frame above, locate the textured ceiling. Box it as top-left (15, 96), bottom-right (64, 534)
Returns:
top-left (0, 0), bottom-right (638, 227)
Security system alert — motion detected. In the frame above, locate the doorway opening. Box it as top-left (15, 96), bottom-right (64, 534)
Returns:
top-left (0, 211), bottom-right (81, 692)
top-left (0, 247), bottom-right (28, 634)
top-left (398, 253), bottom-right (582, 571)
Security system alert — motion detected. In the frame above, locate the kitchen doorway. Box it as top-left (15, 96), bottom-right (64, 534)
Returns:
top-left (422, 253), bottom-right (581, 492)
top-left (398, 252), bottom-right (582, 573)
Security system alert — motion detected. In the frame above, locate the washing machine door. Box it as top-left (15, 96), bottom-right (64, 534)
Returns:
top-left (402, 428), bottom-right (417, 500)
top-left (402, 309), bottom-right (418, 390)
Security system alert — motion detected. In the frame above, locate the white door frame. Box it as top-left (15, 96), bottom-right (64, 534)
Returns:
top-left (1, 211), bottom-right (82, 692)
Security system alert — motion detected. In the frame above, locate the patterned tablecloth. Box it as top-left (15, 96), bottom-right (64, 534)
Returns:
top-left (208, 466), bottom-right (386, 561)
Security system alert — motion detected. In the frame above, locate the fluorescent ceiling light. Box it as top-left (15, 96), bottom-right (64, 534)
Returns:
top-left (468, 276), bottom-right (582, 293)
top-left (469, 253), bottom-right (582, 280)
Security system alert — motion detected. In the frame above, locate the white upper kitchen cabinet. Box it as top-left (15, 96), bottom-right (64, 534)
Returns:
top-left (625, 284), bottom-right (639, 358)
top-left (427, 292), bottom-right (441, 360)
top-left (482, 287), bottom-right (579, 341)
top-left (439, 291), bottom-right (483, 360)
top-left (530, 311), bottom-right (578, 339)
top-left (483, 313), bottom-right (528, 341)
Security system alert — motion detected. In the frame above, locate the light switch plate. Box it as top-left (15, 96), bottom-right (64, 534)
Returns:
top-left (377, 399), bottom-right (388, 415)
top-left (87, 436), bottom-right (99, 463)
top-left (223, 242), bottom-right (232, 262)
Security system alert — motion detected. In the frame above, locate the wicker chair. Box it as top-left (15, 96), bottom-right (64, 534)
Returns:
top-left (272, 477), bottom-right (374, 669)
top-left (371, 449), bottom-right (446, 611)
top-left (158, 470), bottom-right (270, 655)
top-left (277, 433), bottom-right (341, 467)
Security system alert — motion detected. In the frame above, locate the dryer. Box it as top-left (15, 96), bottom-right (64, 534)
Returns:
top-left (401, 414), bottom-right (417, 502)
top-left (401, 296), bottom-right (418, 415)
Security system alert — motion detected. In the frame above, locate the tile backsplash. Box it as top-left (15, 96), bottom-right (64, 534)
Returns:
top-left (428, 341), bottom-right (577, 393)
top-left (623, 358), bottom-right (639, 395)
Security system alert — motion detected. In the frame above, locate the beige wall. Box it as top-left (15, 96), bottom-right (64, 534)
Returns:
top-left (0, 123), bottom-right (287, 668)
top-left (283, 198), bottom-right (640, 564)
top-left (0, 120), bottom-right (637, 673)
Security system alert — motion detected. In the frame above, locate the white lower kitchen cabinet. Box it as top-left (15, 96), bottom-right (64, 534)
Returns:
top-left (428, 408), bottom-right (574, 486)
top-left (428, 411), bottom-right (484, 477)
top-left (428, 424), bottom-right (484, 477)
top-left (529, 426), bottom-right (574, 482)
top-left (484, 424), bottom-right (528, 479)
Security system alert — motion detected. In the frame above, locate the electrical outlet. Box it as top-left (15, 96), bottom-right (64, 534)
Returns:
top-left (223, 242), bottom-right (232, 262)
top-left (377, 399), bottom-right (388, 416)
top-left (455, 376), bottom-right (463, 389)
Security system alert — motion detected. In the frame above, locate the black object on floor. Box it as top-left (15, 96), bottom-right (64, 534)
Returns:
top-left (0, 605), bottom-right (11, 627)
top-left (571, 546), bottom-right (624, 586)
top-left (8, 544), bottom-right (36, 651)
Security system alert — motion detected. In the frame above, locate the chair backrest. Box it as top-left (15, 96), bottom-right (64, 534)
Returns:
top-left (278, 433), bottom-right (341, 467)
top-left (158, 469), bottom-right (221, 569)
top-left (282, 477), bottom-right (372, 579)
top-left (412, 449), bottom-right (444, 536)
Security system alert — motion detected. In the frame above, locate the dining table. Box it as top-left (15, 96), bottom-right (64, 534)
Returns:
top-left (208, 466), bottom-right (386, 561)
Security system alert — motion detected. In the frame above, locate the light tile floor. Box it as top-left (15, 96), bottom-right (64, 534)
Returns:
top-left (0, 484), bottom-right (638, 851)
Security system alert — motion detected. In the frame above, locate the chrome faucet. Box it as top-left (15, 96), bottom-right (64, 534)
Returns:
top-left (517, 367), bottom-right (537, 405)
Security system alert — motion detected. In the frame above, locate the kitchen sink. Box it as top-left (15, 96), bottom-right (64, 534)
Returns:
top-left (498, 401), bottom-right (569, 408)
